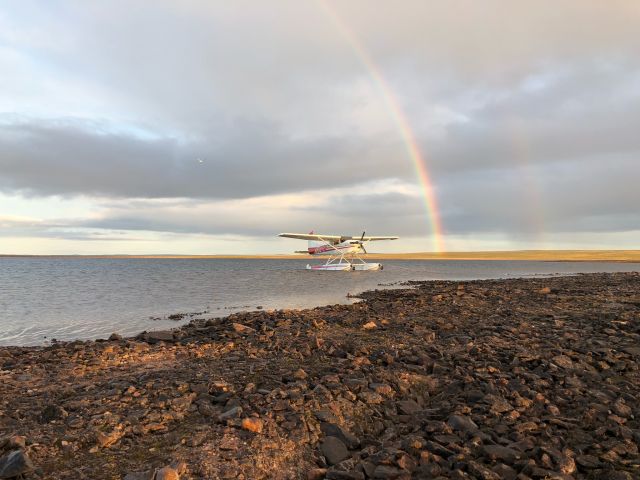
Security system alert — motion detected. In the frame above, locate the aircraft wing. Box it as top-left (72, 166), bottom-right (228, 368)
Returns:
top-left (278, 233), bottom-right (343, 242)
top-left (342, 236), bottom-right (399, 241)
top-left (279, 233), bottom-right (398, 242)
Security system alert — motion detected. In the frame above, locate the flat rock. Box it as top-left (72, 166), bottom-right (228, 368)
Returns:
top-left (482, 445), bottom-right (520, 464)
top-left (320, 423), bottom-right (360, 449)
top-left (320, 436), bottom-right (350, 466)
top-left (371, 465), bottom-right (407, 479)
top-left (218, 406), bottom-right (243, 422)
top-left (448, 414), bottom-right (479, 433)
top-left (326, 469), bottom-right (365, 480)
top-left (575, 454), bottom-right (601, 469)
top-left (551, 354), bottom-right (574, 369)
top-left (467, 460), bottom-right (501, 480)
top-left (484, 394), bottom-right (512, 413)
top-left (396, 400), bottom-right (420, 415)
top-left (491, 463), bottom-right (517, 480)
top-left (144, 330), bottom-right (174, 342)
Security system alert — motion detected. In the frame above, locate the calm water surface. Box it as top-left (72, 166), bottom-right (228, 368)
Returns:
top-left (0, 258), bottom-right (637, 346)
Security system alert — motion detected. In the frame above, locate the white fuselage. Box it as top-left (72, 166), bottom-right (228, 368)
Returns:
top-left (308, 240), bottom-right (362, 256)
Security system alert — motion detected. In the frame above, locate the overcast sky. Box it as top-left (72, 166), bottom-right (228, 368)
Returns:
top-left (1, 0), bottom-right (639, 254)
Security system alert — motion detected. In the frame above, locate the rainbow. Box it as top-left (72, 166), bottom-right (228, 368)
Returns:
top-left (318, 1), bottom-right (445, 252)
top-left (507, 117), bottom-right (548, 248)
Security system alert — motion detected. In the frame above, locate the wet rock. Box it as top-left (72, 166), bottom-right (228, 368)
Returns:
top-left (144, 330), bottom-right (174, 342)
top-left (320, 436), bottom-right (350, 465)
top-left (0, 450), bottom-right (34, 478)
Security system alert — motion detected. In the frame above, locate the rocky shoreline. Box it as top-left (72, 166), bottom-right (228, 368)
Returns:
top-left (1, 272), bottom-right (639, 479)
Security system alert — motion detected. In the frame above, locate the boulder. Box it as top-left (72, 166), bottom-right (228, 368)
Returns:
top-left (0, 450), bottom-right (34, 479)
top-left (320, 436), bottom-right (350, 465)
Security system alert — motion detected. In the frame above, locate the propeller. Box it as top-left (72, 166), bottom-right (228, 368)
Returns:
top-left (359, 231), bottom-right (367, 254)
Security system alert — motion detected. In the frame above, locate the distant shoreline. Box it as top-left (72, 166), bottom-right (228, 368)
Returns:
top-left (1, 250), bottom-right (639, 262)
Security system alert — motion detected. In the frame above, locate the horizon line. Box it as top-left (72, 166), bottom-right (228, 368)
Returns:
top-left (1, 249), bottom-right (639, 263)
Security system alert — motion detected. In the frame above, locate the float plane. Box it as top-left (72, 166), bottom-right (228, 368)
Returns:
top-left (278, 231), bottom-right (398, 271)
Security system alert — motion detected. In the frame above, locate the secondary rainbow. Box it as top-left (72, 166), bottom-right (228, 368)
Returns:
top-left (318, 1), bottom-right (445, 252)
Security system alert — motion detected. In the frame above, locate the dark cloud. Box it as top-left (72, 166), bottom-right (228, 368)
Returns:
top-left (40, 160), bottom-right (639, 241)
top-left (439, 156), bottom-right (640, 235)
top-left (0, 117), bottom-right (410, 199)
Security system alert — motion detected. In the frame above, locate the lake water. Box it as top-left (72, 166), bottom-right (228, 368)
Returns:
top-left (0, 257), bottom-right (637, 346)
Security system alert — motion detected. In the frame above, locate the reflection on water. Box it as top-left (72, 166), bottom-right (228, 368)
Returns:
top-left (0, 257), bottom-right (637, 346)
